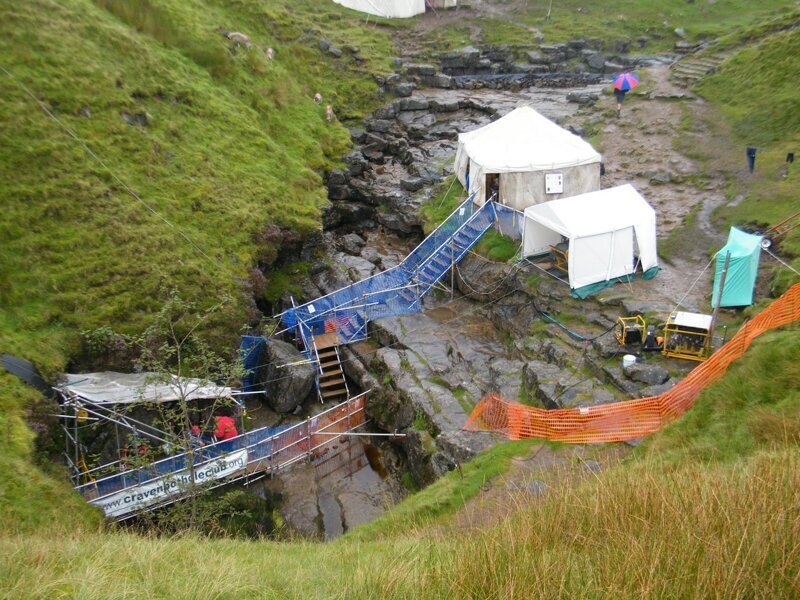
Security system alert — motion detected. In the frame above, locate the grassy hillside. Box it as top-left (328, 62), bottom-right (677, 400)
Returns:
top-left (695, 25), bottom-right (800, 292)
top-left (0, 373), bottom-right (102, 532)
top-left (526, 0), bottom-right (794, 50)
top-left (0, 0), bottom-right (397, 537)
top-left (0, 0), bottom-right (395, 366)
top-left (642, 328), bottom-right (800, 462)
top-left (422, 0), bottom-right (795, 53)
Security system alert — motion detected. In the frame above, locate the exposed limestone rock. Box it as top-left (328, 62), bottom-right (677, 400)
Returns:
top-left (263, 340), bottom-right (315, 413)
top-left (623, 361), bottom-right (670, 385)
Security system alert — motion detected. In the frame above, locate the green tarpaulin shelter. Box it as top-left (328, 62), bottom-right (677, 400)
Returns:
top-left (712, 227), bottom-right (762, 308)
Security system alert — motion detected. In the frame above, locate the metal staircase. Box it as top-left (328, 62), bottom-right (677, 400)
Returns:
top-left (282, 194), bottom-right (496, 401)
top-left (311, 332), bottom-right (350, 403)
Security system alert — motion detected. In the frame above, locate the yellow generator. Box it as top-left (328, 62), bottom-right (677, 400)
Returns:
top-left (615, 315), bottom-right (646, 346)
top-left (662, 311), bottom-right (713, 362)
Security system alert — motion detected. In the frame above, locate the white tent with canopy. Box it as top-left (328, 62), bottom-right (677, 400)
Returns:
top-left (522, 184), bottom-right (658, 293)
top-left (454, 106), bottom-right (602, 210)
top-left (332, 0), bottom-right (426, 18)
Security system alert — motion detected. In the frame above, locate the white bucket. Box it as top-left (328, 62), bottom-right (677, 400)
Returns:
top-left (622, 354), bottom-right (636, 369)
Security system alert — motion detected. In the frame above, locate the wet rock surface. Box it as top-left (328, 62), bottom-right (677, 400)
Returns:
top-left (324, 68), bottom-right (607, 239)
top-left (266, 28), bottom-right (726, 537)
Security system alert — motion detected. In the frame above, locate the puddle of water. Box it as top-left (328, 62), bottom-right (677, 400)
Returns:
top-left (278, 438), bottom-right (398, 540)
top-left (425, 305), bottom-right (458, 323)
top-left (363, 443), bottom-right (389, 478)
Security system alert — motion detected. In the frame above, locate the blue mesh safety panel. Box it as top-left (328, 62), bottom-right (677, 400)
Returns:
top-left (239, 336), bottom-right (266, 392)
top-left (493, 204), bottom-right (524, 240)
top-left (77, 424), bottom-right (293, 500)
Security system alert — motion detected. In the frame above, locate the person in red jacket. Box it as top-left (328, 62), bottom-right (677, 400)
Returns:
top-left (214, 415), bottom-right (238, 441)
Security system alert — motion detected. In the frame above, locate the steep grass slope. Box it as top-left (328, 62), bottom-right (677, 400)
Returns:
top-left (0, 0), bottom-right (396, 533)
top-left (0, 0), bottom-right (394, 361)
top-left (696, 25), bottom-right (800, 292)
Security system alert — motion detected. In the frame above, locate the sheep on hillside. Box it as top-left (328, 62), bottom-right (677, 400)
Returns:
top-left (220, 29), bottom-right (252, 49)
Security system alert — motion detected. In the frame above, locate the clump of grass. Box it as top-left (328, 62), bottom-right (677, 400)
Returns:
top-left (474, 229), bottom-right (518, 262)
top-left (419, 176), bottom-right (466, 233)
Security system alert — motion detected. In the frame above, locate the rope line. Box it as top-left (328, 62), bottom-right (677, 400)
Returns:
top-left (1, 65), bottom-right (216, 264)
top-left (672, 255), bottom-right (714, 313)
top-left (764, 247), bottom-right (800, 277)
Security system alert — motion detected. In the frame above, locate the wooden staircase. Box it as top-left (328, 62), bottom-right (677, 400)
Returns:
top-left (311, 332), bottom-right (350, 403)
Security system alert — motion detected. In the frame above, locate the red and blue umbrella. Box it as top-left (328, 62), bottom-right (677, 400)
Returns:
top-left (613, 72), bottom-right (640, 91)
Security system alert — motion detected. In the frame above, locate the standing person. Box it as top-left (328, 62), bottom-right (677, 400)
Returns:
top-left (214, 413), bottom-right (238, 441)
top-left (611, 72), bottom-right (639, 119)
top-left (614, 88), bottom-right (627, 119)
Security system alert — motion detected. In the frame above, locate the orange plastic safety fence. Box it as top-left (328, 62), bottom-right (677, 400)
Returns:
top-left (464, 283), bottom-right (800, 443)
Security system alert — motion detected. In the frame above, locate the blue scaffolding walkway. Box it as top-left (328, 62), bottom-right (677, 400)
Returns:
top-left (279, 194), bottom-right (496, 375)
top-left (75, 393), bottom-right (368, 520)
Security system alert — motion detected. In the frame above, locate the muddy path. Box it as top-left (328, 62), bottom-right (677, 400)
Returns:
top-left (567, 63), bottom-right (730, 311)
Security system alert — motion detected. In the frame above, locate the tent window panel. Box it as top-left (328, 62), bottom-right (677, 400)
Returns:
top-left (608, 227), bottom-right (635, 279)
top-left (571, 228), bottom-right (634, 288)
top-left (523, 219), bottom-right (562, 257)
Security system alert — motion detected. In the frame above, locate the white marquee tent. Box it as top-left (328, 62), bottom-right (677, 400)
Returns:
top-left (522, 184), bottom-right (658, 291)
top-left (454, 106), bottom-right (602, 211)
top-left (332, 0), bottom-right (426, 18)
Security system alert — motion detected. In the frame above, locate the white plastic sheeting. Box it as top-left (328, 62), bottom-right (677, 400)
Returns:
top-left (332, 0), bottom-right (426, 18)
top-left (454, 106), bottom-right (602, 210)
top-left (59, 372), bottom-right (233, 405)
top-left (522, 184), bottom-right (658, 289)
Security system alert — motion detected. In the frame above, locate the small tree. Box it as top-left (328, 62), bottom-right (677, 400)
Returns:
top-left (122, 290), bottom-right (246, 531)
top-left (78, 291), bottom-right (244, 531)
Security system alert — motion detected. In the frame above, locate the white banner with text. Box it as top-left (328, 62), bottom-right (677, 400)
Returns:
top-left (93, 449), bottom-right (248, 518)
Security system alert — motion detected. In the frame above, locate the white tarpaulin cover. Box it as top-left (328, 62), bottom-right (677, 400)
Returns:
top-left (454, 106), bottom-right (602, 209)
top-left (522, 184), bottom-right (658, 289)
top-left (59, 372), bottom-right (233, 405)
top-left (332, 0), bottom-right (426, 18)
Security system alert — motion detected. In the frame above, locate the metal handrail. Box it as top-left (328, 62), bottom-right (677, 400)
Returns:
top-left (76, 391), bottom-right (369, 495)
top-left (414, 201), bottom-right (495, 295)
top-left (282, 192), bottom-right (478, 322)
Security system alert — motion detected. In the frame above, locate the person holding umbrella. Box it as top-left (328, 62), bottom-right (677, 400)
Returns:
top-left (612, 72), bottom-right (639, 118)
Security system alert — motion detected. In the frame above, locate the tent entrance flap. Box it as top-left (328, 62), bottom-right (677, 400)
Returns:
top-left (485, 173), bottom-right (499, 203)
